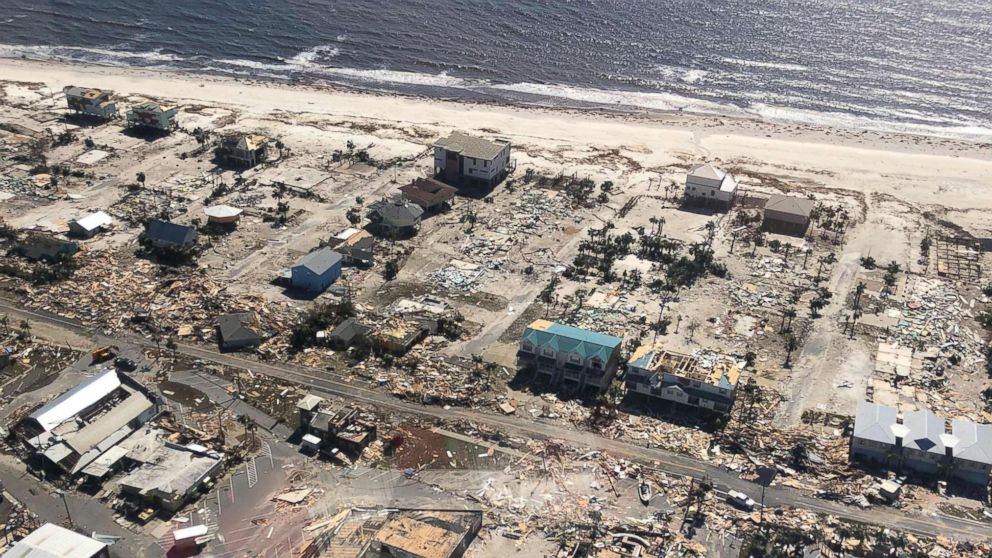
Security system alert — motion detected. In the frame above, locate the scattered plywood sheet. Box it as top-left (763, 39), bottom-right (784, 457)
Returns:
top-left (76, 149), bottom-right (110, 166)
top-left (875, 342), bottom-right (913, 378)
top-left (274, 488), bottom-right (313, 504)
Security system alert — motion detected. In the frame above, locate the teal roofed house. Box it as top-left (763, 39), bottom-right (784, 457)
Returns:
top-left (517, 319), bottom-right (622, 393)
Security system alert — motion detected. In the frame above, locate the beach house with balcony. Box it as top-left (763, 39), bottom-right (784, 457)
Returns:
top-left (516, 320), bottom-right (621, 393)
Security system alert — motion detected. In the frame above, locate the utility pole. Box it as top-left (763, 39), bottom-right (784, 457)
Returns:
top-left (53, 489), bottom-right (73, 528)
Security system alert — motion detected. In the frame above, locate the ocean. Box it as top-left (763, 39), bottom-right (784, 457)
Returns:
top-left (1, 0), bottom-right (990, 140)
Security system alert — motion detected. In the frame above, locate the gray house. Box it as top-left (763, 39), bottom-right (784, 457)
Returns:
top-left (951, 419), bottom-right (992, 486)
top-left (763, 194), bottom-right (815, 236)
top-left (217, 313), bottom-right (262, 351)
top-left (144, 219), bottom-right (198, 250)
top-left (902, 409), bottom-right (947, 475)
top-left (850, 401), bottom-right (899, 465)
top-left (367, 200), bottom-right (424, 238)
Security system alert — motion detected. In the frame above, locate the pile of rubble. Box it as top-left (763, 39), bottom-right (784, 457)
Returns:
top-left (23, 253), bottom-right (290, 340)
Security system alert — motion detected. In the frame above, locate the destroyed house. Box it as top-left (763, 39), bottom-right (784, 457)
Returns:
top-left (517, 320), bottom-right (621, 393)
top-left (762, 194), bottom-right (815, 236)
top-left (371, 317), bottom-right (431, 355)
top-left (298, 397), bottom-right (377, 456)
top-left (684, 163), bottom-right (737, 210)
top-left (433, 131), bottom-right (512, 188)
top-left (216, 312), bottom-right (262, 351)
top-left (291, 247), bottom-right (343, 293)
top-left (13, 235), bottom-right (79, 262)
top-left (115, 427), bottom-right (224, 512)
top-left (399, 177), bottom-right (457, 212)
top-left (68, 211), bottom-right (113, 238)
top-left (299, 508), bottom-right (483, 558)
top-left (327, 228), bottom-right (375, 266)
top-left (16, 368), bottom-right (159, 477)
top-left (63, 86), bottom-right (118, 120)
top-left (850, 401), bottom-right (899, 465)
top-left (375, 510), bottom-right (482, 558)
top-left (625, 345), bottom-right (740, 414)
top-left (6, 523), bottom-right (110, 558)
top-left (218, 134), bottom-right (269, 167)
top-left (126, 101), bottom-right (178, 132)
top-left (367, 200), bottom-right (424, 239)
top-left (144, 219), bottom-right (198, 250)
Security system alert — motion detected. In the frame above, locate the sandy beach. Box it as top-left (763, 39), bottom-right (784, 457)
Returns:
top-left (1, 56), bottom-right (990, 227)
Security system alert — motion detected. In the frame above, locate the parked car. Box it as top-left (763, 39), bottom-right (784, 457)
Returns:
top-left (726, 490), bottom-right (756, 511)
top-left (114, 357), bottom-right (138, 371)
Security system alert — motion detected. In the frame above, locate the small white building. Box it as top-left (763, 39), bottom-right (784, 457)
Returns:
top-left (684, 163), bottom-right (737, 210)
top-left (68, 211), bottom-right (114, 238)
top-left (433, 132), bottom-right (511, 188)
top-left (204, 204), bottom-right (243, 225)
top-left (6, 523), bottom-right (110, 558)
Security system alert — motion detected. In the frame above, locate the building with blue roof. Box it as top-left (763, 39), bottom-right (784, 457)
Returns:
top-left (517, 320), bottom-right (622, 393)
top-left (625, 343), bottom-right (740, 414)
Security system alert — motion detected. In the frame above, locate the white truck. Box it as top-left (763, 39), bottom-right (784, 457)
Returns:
top-left (726, 490), bottom-right (756, 511)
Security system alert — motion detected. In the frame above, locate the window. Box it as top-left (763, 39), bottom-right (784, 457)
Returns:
top-left (521, 341), bottom-right (533, 352)
top-left (484, 160), bottom-right (489, 167)
top-left (569, 353), bottom-right (581, 364)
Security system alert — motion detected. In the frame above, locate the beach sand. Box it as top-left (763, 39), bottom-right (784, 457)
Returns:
top-left (1, 57), bottom-right (990, 233)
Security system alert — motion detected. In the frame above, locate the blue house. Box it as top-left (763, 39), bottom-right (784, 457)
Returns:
top-left (291, 247), bottom-right (343, 293)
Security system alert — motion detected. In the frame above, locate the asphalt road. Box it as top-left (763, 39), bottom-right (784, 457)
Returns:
top-left (0, 298), bottom-right (988, 541)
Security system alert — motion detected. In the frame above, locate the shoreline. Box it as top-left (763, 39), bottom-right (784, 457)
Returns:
top-left (1, 56), bottom-right (990, 161)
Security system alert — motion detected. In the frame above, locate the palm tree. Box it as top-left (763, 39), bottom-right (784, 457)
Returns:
top-left (780, 308), bottom-right (797, 333)
top-left (17, 320), bottom-right (31, 341)
top-left (238, 414), bottom-right (258, 446)
top-left (165, 336), bottom-right (178, 360)
top-left (136, 172), bottom-right (146, 188)
top-left (784, 334), bottom-right (799, 367)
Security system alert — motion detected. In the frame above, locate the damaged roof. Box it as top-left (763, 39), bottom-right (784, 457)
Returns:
top-left (399, 177), bottom-right (457, 208)
top-left (217, 312), bottom-right (261, 345)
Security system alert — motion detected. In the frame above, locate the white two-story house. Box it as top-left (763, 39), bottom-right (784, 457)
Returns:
top-left (684, 163), bottom-right (738, 210)
top-left (433, 132), bottom-right (511, 188)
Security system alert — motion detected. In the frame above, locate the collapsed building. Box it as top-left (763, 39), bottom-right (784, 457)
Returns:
top-left (13, 368), bottom-right (160, 477)
top-left (625, 345), bottom-right (741, 414)
top-left (297, 394), bottom-right (377, 458)
top-left (300, 508), bottom-right (482, 558)
top-left (113, 426), bottom-right (224, 513)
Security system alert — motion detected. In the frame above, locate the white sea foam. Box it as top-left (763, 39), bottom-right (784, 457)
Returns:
top-left (490, 82), bottom-right (728, 114)
top-left (0, 43), bottom-right (182, 63)
top-left (288, 45), bottom-right (340, 66)
top-left (317, 67), bottom-right (472, 88)
top-left (721, 57), bottom-right (809, 72)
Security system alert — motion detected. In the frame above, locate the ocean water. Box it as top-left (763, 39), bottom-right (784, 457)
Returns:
top-left (1, 0), bottom-right (990, 140)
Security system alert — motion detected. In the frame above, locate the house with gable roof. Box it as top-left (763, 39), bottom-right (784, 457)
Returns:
top-left (516, 319), bottom-right (622, 393)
